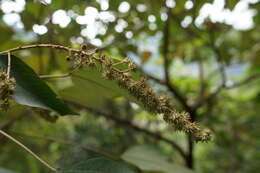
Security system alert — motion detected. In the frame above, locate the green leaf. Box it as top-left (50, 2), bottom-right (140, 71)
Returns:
top-left (0, 54), bottom-right (75, 115)
top-left (121, 145), bottom-right (194, 173)
top-left (58, 157), bottom-right (136, 173)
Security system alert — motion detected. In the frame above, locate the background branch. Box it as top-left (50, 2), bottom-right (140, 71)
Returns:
top-left (68, 101), bottom-right (187, 159)
top-left (163, 9), bottom-right (171, 84)
top-left (13, 132), bottom-right (120, 161)
top-left (194, 72), bottom-right (260, 109)
top-left (209, 32), bottom-right (227, 87)
top-left (197, 56), bottom-right (206, 103)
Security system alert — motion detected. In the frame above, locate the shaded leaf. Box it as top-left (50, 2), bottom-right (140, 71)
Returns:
top-left (121, 145), bottom-right (193, 173)
top-left (58, 157), bottom-right (136, 173)
top-left (0, 54), bottom-right (75, 115)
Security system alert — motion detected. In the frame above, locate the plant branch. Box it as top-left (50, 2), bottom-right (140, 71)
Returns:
top-left (139, 68), bottom-right (195, 114)
top-left (209, 32), bottom-right (227, 87)
top-left (225, 73), bottom-right (260, 89)
top-left (161, 12), bottom-right (193, 114)
top-left (194, 72), bottom-right (260, 109)
top-left (196, 56), bottom-right (206, 103)
top-left (163, 9), bottom-right (171, 84)
top-left (0, 44), bottom-right (76, 55)
top-left (186, 135), bottom-right (194, 169)
top-left (0, 130), bottom-right (57, 172)
top-left (67, 101), bottom-right (187, 159)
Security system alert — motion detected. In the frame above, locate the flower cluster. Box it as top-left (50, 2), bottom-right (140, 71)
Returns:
top-left (73, 50), bottom-right (211, 142)
top-left (0, 71), bottom-right (16, 111)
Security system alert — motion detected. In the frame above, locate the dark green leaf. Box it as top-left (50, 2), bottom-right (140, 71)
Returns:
top-left (121, 145), bottom-right (194, 173)
top-left (58, 157), bottom-right (136, 173)
top-left (0, 54), bottom-right (75, 115)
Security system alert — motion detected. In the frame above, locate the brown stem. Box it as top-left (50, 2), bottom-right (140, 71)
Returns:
top-left (185, 111), bottom-right (197, 169)
top-left (163, 9), bottom-right (171, 84)
top-left (186, 135), bottom-right (194, 169)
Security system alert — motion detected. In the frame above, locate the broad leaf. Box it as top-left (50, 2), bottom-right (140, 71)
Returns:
top-left (0, 54), bottom-right (74, 115)
top-left (121, 145), bottom-right (194, 173)
top-left (58, 157), bottom-right (136, 173)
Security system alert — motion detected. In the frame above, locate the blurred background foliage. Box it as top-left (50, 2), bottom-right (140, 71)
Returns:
top-left (0, 0), bottom-right (260, 172)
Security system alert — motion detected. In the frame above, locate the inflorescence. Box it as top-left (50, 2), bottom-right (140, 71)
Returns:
top-left (0, 44), bottom-right (211, 142)
top-left (67, 45), bottom-right (212, 142)
top-left (0, 71), bottom-right (16, 111)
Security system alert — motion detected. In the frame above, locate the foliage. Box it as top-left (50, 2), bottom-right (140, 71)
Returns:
top-left (58, 157), bottom-right (136, 173)
top-left (121, 145), bottom-right (193, 173)
top-left (0, 54), bottom-right (74, 115)
top-left (0, 0), bottom-right (260, 173)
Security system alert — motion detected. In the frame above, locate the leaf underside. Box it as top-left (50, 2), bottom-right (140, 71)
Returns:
top-left (0, 54), bottom-right (75, 115)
